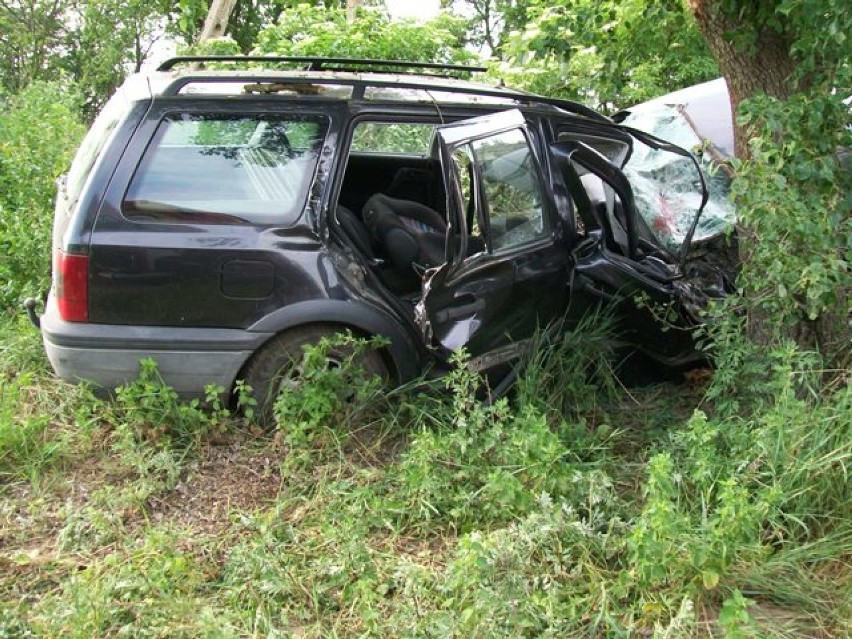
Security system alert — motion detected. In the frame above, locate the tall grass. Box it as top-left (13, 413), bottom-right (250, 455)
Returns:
top-left (0, 314), bottom-right (849, 638)
top-left (0, 315), bottom-right (98, 484)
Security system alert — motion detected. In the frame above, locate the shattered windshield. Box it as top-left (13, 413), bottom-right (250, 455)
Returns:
top-left (621, 105), bottom-right (736, 253)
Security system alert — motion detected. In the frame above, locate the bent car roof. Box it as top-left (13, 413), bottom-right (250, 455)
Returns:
top-left (625, 78), bottom-right (734, 157)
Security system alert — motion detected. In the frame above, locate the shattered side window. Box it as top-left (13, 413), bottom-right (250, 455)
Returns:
top-left (621, 106), bottom-right (735, 252)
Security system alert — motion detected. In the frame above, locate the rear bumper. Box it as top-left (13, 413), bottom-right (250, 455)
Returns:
top-left (41, 298), bottom-right (271, 396)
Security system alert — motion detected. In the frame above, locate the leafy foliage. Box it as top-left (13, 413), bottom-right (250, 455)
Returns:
top-left (494, 0), bottom-right (719, 109)
top-left (0, 0), bottom-right (165, 114)
top-left (391, 352), bottom-right (595, 531)
top-left (272, 332), bottom-right (388, 470)
top-left (110, 358), bottom-right (242, 451)
top-left (65, 0), bottom-right (166, 116)
top-left (0, 0), bottom-right (67, 93)
top-left (440, 0), bottom-right (537, 53)
top-left (694, 0), bottom-right (852, 363)
top-left (732, 93), bottom-right (850, 337)
top-left (0, 82), bottom-right (85, 307)
top-left (0, 2), bottom-right (380, 115)
top-left (711, 0), bottom-right (850, 91)
top-left (169, 0), bottom-right (384, 51)
top-left (252, 4), bottom-right (474, 66)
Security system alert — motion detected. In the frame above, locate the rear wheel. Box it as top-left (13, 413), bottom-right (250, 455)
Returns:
top-left (240, 324), bottom-right (389, 427)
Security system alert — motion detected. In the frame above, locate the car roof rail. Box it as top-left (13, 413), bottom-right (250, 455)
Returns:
top-left (157, 56), bottom-right (488, 76)
top-left (154, 56), bottom-right (611, 124)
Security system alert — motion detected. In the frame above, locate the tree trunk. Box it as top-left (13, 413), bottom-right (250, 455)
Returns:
top-left (686, 1), bottom-right (846, 358)
top-left (198, 0), bottom-right (238, 43)
top-left (686, 0), bottom-right (799, 159)
top-left (346, 0), bottom-right (361, 22)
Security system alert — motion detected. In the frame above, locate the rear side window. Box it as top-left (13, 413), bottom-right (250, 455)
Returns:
top-left (123, 113), bottom-right (329, 225)
top-left (350, 122), bottom-right (434, 155)
top-left (66, 91), bottom-right (130, 204)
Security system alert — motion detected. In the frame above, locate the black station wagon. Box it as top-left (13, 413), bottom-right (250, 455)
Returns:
top-left (38, 56), bottom-right (733, 415)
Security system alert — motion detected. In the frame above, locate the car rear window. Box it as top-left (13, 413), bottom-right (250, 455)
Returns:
top-left (123, 113), bottom-right (329, 225)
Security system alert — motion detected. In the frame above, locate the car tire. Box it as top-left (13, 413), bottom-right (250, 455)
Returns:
top-left (240, 324), bottom-right (389, 428)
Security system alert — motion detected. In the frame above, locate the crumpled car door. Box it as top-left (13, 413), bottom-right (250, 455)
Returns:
top-left (551, 136), bottom-right (716, 366)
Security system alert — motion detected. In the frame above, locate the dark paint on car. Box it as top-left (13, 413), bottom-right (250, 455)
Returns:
top-left (36, 57), bottom-right (734, 415)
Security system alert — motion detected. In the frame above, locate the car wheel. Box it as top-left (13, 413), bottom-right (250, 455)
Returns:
top-left (240, 324), bottom-right (389, 428)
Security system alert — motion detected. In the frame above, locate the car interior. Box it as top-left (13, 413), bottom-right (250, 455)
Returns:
top-left (332, 119), bottom-right (680, 302)
top-left (333, 121), bottom-right (455, 297)
top-left (555, 133), bottom-right (684, 278)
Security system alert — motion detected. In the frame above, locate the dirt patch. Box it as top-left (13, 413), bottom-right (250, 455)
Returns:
top-left (0, 453), bottom-right (114, 553)
top-left (148, 441), bottom-right (283, 536)
top-left (751, 603), bottom-right (836, 639)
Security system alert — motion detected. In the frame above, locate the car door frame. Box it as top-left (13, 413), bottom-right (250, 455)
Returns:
top-left (548, 134), bottom-right (708, 365)
top-left (415, 108), bottom-right (572, 366)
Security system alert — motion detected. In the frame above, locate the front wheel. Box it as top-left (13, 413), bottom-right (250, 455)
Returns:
top-left (240, 324), bottom-right (389, 427)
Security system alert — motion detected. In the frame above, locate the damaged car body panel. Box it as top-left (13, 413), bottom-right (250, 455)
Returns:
top-left (550, 136), bottom-right (718, 365)
top-left (416, 109), bottom-right (571, 359)
top-left (415, 107), bottom-right (730, 368)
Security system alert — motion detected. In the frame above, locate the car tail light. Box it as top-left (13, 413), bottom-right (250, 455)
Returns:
top-left (55, 250), bottom-right (89, 322)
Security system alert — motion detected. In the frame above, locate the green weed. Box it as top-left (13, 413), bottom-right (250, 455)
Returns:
top-left (0, 317), bottom-right (100, 485)
top-left (1, 308), bottom-right (849, 638)
top-left (109, 358), bottom-right (235, 451)
top-left (515, 310), bottom-right (620, 424)
top-left (272, 332), bottom-right (390, 471)
top-left (33, 525), bottom-right (237, 638)
top-left (0, 377), bottom-right (53, 482)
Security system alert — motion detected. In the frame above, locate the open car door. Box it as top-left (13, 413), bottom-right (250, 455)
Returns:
top-left (549, 131), bottom-right (723, 367)
top-left (415, 109), bottom-right (571, 368)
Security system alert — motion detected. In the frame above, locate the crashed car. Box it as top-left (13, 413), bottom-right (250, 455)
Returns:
top-left (37, 57), bottom-right (734, 415)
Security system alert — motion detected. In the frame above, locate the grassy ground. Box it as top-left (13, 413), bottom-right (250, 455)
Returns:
top-left (0, 312), bottom-right (849, 638)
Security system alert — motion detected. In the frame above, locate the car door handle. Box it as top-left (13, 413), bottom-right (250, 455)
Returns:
top-left (435, 294), bottom-right (487, 322)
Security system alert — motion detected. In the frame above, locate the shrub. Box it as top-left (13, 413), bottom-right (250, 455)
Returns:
top-left (0, 82), bottom-right (85, 308)
top-left (731, 90), bottom-right (851, 366)
top-left (388, 343), bottom-right (622, 532)
top-left (109, 357), bottom-right (240, 452)
top-left (271, 332), bottom-right (389, 471)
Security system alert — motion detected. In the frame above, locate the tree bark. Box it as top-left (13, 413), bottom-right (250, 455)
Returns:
top-left (346, 0), bottom-right (361, 22)
top-left (686, 0), bottom-right (799, 159)
top-left (198, 0), bottom-right (238, 43)
top-left (686, 1), bottom-right (847, 359)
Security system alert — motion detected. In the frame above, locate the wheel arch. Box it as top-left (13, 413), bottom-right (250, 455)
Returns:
top-left (241, 299), bottom-right (422, 385)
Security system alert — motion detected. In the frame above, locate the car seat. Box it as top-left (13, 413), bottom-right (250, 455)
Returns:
top-left (336, 204), bottom-right (427, 296)
top-left (362, 193), bottom-right (447, 272)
